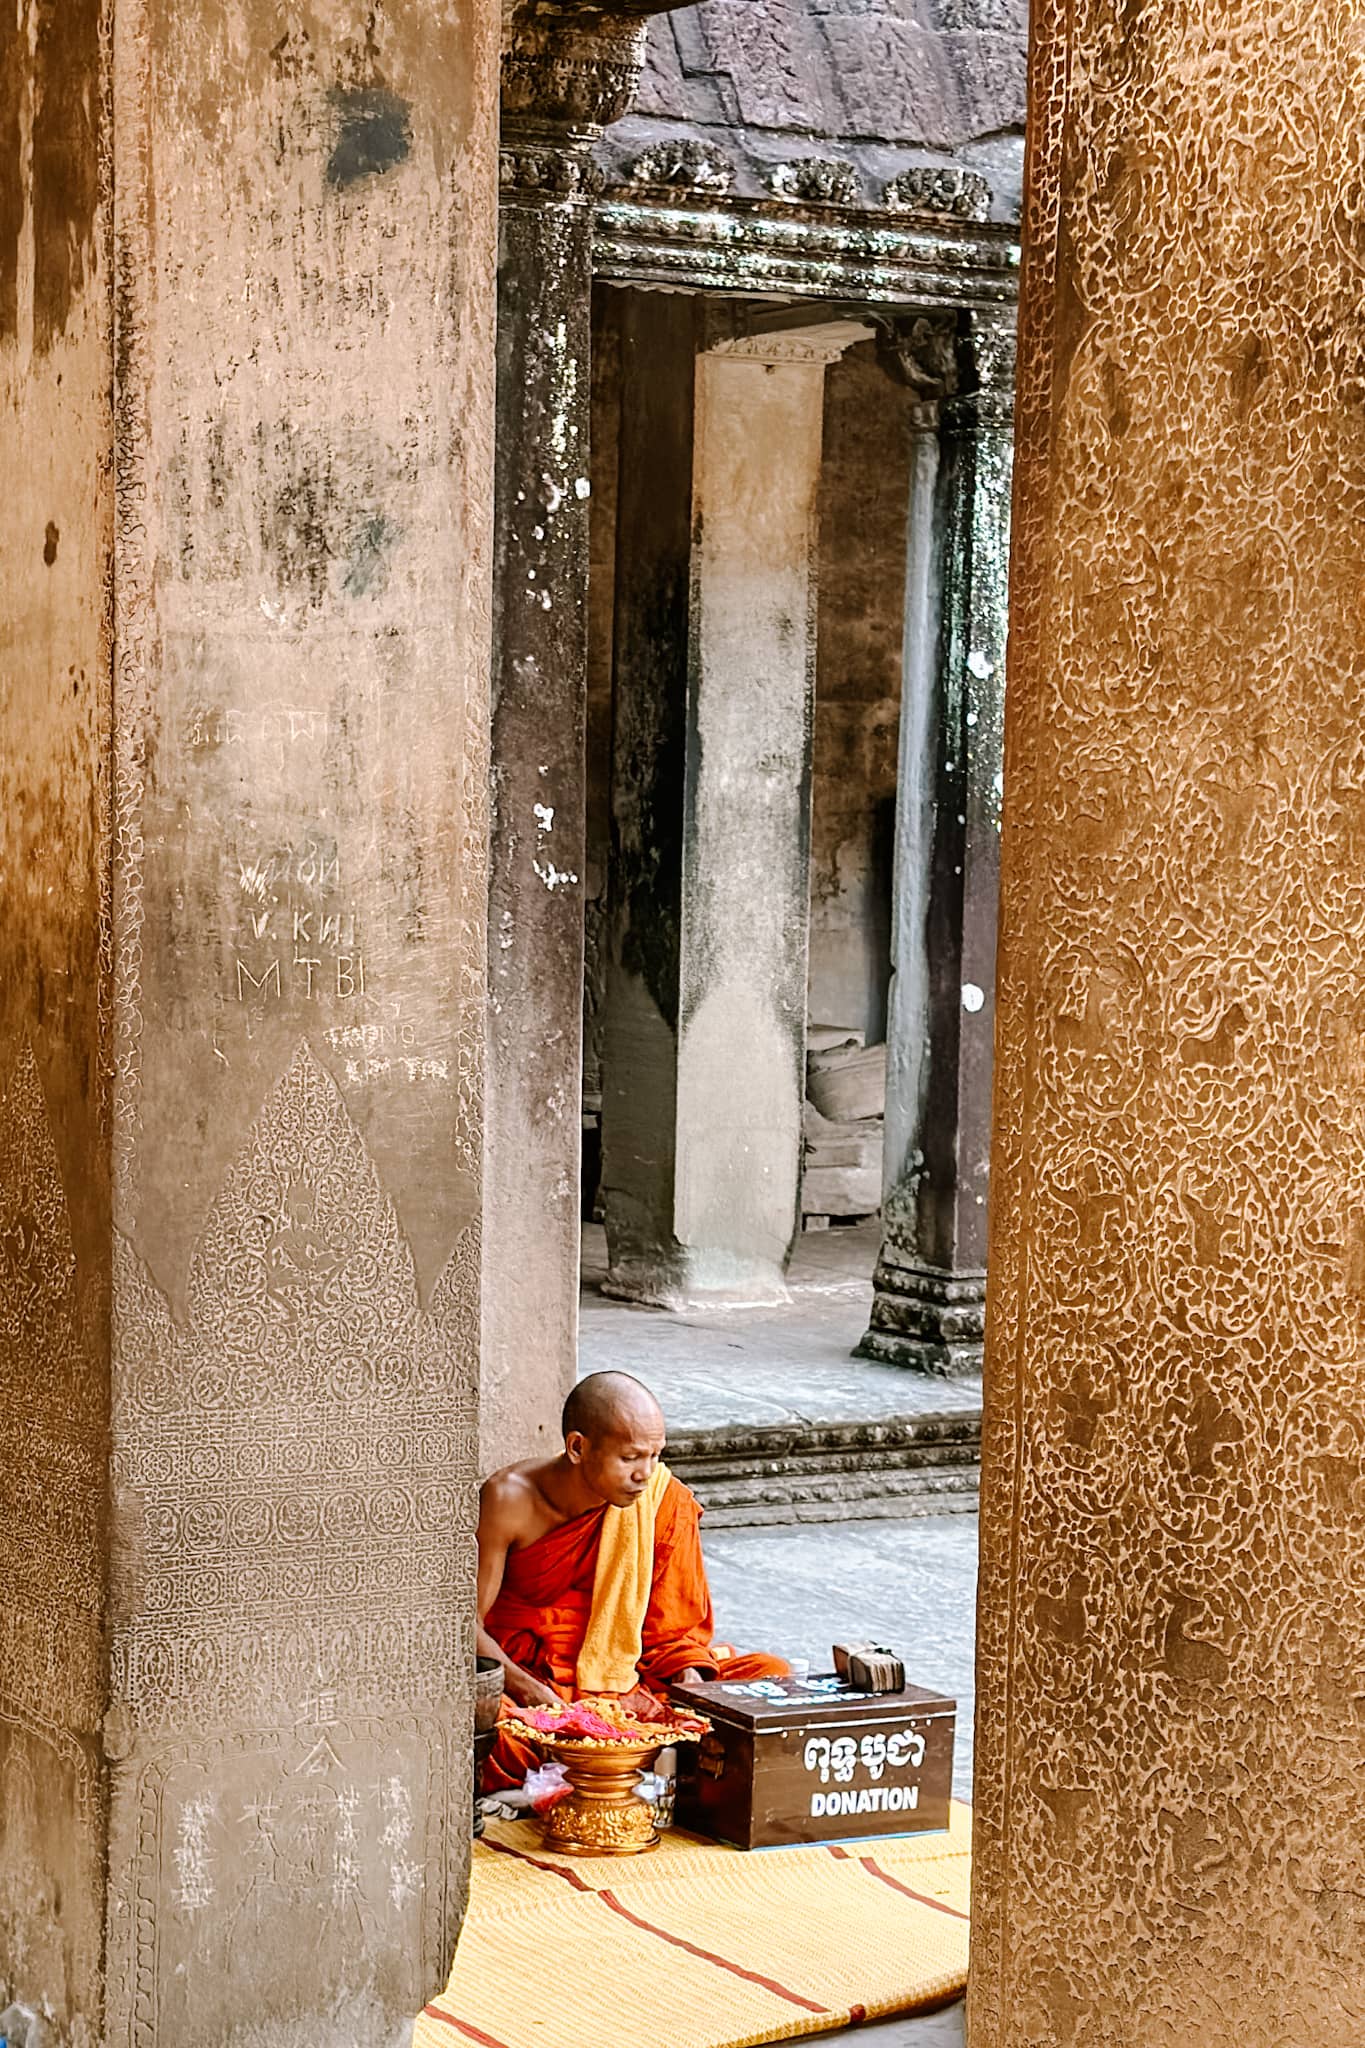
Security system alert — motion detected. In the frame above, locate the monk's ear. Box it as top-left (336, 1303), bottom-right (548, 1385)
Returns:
top-left (565, 1429), bottom-right (587, 1465)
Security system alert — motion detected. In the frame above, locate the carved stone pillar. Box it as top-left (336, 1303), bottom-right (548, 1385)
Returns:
top-left (602, 309), bottom-right (864, 1307)
top-left (973, 4), bottom-right (1365, 2038)
top-left (0, 2), bottom-right (497, 2038)
top-left (482, 22), bottom-right (644, 1469)
top-left (859, 311), bottom-right (1014, 1375)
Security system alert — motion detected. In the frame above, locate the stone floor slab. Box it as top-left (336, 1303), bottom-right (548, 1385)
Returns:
top-left (580, 1223), bottom-right (984, 1434)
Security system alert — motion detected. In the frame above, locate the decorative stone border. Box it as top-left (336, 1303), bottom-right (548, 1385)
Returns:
top-left (667, 1411), bottom-right (983, 1527)
top-left (593, 195), bottom-right (1019, 308)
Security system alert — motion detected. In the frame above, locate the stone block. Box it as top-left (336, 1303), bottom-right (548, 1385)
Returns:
top-left (821, 18), bottom-right (1025, 146)
top-left (695, 0), bottom-right (843, 134)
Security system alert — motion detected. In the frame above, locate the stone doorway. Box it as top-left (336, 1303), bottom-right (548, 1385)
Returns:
top-left (575, 281), bottom-right (995, 1521)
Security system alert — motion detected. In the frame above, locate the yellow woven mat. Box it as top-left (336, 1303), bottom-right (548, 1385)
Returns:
top-left (416, 1806), bottom-right (971, 2048)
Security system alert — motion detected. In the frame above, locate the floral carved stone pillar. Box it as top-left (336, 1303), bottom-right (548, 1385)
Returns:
top-left (973, 2), bottom-right (1365, 2040)
top-left (859, 311), bottom-right (1015, 1376)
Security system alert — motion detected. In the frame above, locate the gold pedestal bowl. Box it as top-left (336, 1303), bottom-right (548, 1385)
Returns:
top-left (534, 1733), bottom-right (664, 1856)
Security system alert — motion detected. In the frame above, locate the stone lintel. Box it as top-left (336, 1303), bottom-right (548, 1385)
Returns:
top-left (593, 196), bottom-right (1021, 309)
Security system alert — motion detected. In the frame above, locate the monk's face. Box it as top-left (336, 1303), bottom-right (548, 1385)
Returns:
top-left (568, 1406), bottom-right (666, 1509)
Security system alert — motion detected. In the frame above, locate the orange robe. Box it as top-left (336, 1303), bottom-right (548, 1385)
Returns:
top-left (483, 1474), bottom-right (787, 1791)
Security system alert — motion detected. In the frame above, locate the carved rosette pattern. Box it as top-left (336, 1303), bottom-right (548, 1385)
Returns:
top-left (973, 4), bottom-right (1365, 2042)
top-left (623, 139), bottom-right (734, 195)
top-left (767, 156), bottom-right (861, 208)
top-left (883, 166), bottom-right (991, 222)
top-left (110, 1044), bottom-right (478, 1733)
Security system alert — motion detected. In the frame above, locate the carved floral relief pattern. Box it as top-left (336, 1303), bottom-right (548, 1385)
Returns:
top-left (110, 1043), bottom-right (478, 1734)
top-left (102, 1043), bottom-right (479, 2039)
top-left (974, 4), bottom-right (1365, 2043)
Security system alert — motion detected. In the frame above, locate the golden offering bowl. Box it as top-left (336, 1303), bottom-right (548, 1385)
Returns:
top-left (531, 1734), bottom-right (665, 1857)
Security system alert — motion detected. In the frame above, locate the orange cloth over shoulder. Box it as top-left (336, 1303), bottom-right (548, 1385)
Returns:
top-left (483, 1474), bottom-right (787, 1792)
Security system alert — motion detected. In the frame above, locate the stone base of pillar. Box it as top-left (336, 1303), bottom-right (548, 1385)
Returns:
top-left (856, 1257), bottom-right (986, 1376)
top-left (602, 1247), bottom-right (790, 1313)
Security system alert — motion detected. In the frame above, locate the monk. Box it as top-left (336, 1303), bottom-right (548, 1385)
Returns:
top-left (478, 1370), bottom-right (788, 1790)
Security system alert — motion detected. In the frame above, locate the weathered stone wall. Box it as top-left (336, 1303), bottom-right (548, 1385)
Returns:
top-left (973, 1), bottom-right (1365, 2039)
top-left (641, 0), bottom-right (1027, 149)
top-left (2, 0), bottom-right (498, 2036)
top-left (615, 0), bottom-right (1028, 219)
top-left (809, 343), bottom-right (912, 1044)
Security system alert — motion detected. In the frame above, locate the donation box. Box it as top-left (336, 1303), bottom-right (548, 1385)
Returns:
top-left (670, 1672), bottom-right (955, 1850)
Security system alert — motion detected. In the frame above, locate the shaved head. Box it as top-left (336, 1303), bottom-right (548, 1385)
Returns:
top-left (562, 1372), bottom-right (663, 1445)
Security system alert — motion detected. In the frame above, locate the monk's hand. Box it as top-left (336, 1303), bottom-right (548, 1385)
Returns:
top-left (504, 1665), bottom-right (561, 1712)
top-left (616, 1685), bottom-right (669, 1724)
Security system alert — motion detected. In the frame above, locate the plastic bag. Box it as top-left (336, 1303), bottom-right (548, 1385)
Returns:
top-left (0, 2005), bottom-right (54, 2048)
top-left (638, 1745), bottom-right (677, 1828)
top-left (480, 1759), bottom-right (572, 1816)
top-left (525, 1760), bottom-right (573, 1812)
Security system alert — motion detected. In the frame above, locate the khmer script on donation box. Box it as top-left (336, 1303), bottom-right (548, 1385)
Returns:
top-left (669, 1673), bottom-right (955, 1849)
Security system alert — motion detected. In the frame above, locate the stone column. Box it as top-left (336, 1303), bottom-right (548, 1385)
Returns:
top-left (0, 2), bottom-right (497, 2039)
top-left (602, 311), bottom-right (859, 1307)
top-left (481, 27), bottom-right (639, 1470)
top-left (972, 3), bottom-right (1365, 2040)
top-left (859, 311), bottom-right (1014, 1375)
top-left (599, 288), bottom-right (700, 1305)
